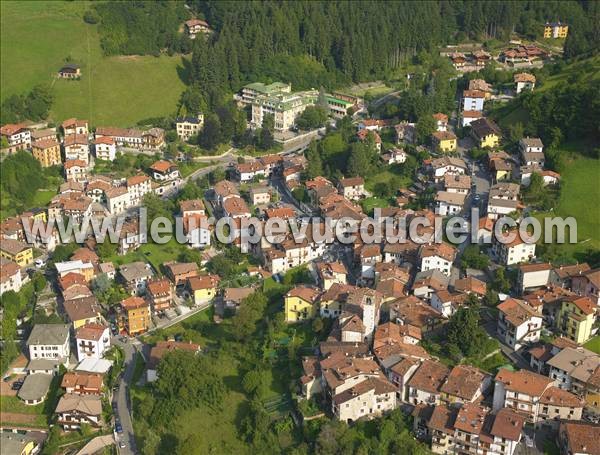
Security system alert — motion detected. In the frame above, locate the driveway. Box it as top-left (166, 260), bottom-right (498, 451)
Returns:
top-left (112, 338), bottom-right (138, 455)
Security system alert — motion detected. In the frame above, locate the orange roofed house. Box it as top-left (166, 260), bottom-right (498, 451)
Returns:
top-left (146, 279), bottom-right (173, 314)
top-left (120, 296), bottom-right (151, 335)
top-left (147, 340), bottom-right (201, 382)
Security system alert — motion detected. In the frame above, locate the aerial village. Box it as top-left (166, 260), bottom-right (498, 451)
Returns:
top-left (1, 15), bottom-right (599, 455)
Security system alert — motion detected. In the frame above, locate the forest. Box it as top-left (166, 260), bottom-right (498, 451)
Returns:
top-left (89, 1), bottom-right (599, 111)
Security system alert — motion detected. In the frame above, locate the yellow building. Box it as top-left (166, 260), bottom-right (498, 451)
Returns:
top-left (470, 117), bottom-right (501, 149)
top-left (121, 296), bottom-right (151, 335)
top-left (0, 239), bottom-right (33, 267)
top-left (544, 22), bottom-right (569, 39)
top-left (431, 131), bottom-right (457, 153)
top-left (556, 296), bottom-right (595, 344)
top-left (187, 274), bottom-right (220, 305)
top-left (32, 139), bottom-right (61, 167)
top-left (284, 285), bottom-right (321, 323)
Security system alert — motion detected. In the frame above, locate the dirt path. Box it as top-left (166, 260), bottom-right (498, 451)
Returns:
top-left (0, 412), bottom-right (40, 424)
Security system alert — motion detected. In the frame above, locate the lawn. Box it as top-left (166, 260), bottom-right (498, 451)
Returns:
top-left (537, 55), bottom-right (600, 93)
top-left (361, 197), bottom-right (391, 215)
top-left (584, 336), bottom-right (600, 355)
top-left (1, 1), bottom-right (187, 127)
top-left (103, 238), bottom-right (192, 272)
top-left (534, 153), bottom-right (600, 259)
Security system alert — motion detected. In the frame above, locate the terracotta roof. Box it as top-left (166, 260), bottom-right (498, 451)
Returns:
top-left (419, 243), bottom-right (456, 262)
top-left (0, 123), bottom-right (27, 136)
top-left (490, 408), bottom-right (524, 441)
top-left (540, 385), bottom-right (584, 407)
top-left (147, 278), bottom-right (171, 296)
top-left (222, 196), bottom-right (250, 216)
top-left (61, 372), bottom-right (103, 391)
top-left (440, 365), bottom-right (489, 400)
top-left (495, 368), bottom-right (552, 396)
top-left (0, 258), bottom-right (20, 284)
top-left (514, 72), bottom-right (536, 83)
top-left (356, 129), bottom-right (382, 143)
top-left (454, 403), bottom-right (488, 434)
top-left (96, 126), bottom-right (141, 138)
top-left (76, 323), bottom-right (108, 341)
top-left (339, 177), bottom-right (365, 187)
top-left (407, 360), bottom-right (450, 394)
top-left (62, 118), bottom-right (87, 129)
top-left (392, 295), bottom-right (446, 329)
top-left (71, 247), bottom-right (99, 264)
top-left (563, 295), bottom-right (596, 316)
top-left (165, 261), bottom-right (198, 277)
top-left (93, 136), bottom-right (115, 145)
top-left (150, 160), bottom-right (176, 173)
top-left (444, 174), bottom-right (471, 190)
top-left (121, 296), bottom-right (147, 310)
top-left (58, 272), bottom-right (87, 290)
top-left (187, 274), bottom-right (220, 291)
top-left (497, 298), bottom-right (538, 326)
top-left (127, 175), bottom-right (150, 186)
top-left (179, 199), bottom-right (205, 213)
top-left (148, 340), bottom-right (200, 369)
top-left (427, 403), bottom-right (457, 434)
top-left (560, 422), bottom-right (600, 455)
top-left (453, 276), bottom-right (487, 296)
top-left (519, 262), bottom-right (552, 273)
top-left (462, 110), bottom-right (483, 118)
top-left (64, 134), bottom-right (88, 146)
top-left (286, 285), bottom-right (321, 303)
top-left (265, 207), bottom-right (295, 219)
top-left (433, 113), bottom-right (448, 122)
top-left (463, 90), bottom-right (486, 98)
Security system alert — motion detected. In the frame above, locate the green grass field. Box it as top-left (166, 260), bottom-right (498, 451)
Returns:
top-left (584, 336), bottom-right (600, 355)
top-left (535, 154), bottom-right (600, 258)
top-left (1, 1), bottom-right (187, 127)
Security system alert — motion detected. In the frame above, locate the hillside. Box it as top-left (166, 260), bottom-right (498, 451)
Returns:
top-left (0, 1), bottom-right (187, 127)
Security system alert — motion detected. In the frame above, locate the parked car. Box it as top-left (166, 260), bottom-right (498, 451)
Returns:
top-left (119, 441), bottom-right (126, 449)
top-left (115, 423), bottom-right (123, 433)
top-left (34, 258), bottom-right (46, 268)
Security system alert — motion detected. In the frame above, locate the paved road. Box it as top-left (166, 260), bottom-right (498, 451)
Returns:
top-left (113, 338), bottom-right (138, 455)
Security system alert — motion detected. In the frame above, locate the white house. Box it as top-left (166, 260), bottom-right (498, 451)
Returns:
top-left (332, 377), bottom-right (396, 423)
top-left (0, 258), bottom-right (23, 296)
top-left (493, 231), bottom-right (536, 266)
top-left (63, 134), bottom-right (90, 164)
top-left (462, 90), bottom-right (485, 112)
top-left (75, 323), bottom-right (110, 361)
top-left (431, 157), bottom-right (467, 181)
top-left (497, 298), bottom-right (542, 350)
top-left (93, 136), bottom-right (116, 161)
top-left (418, 243), bottom-right (456, 277)
top-left (518, 262), bottom-right (552, 293)
top-left (338, 177), bottom-right (366, 200)
top-left (434, 191), bottom-right (466, 216)
top-left (27, 324), bottom-right (70, 365)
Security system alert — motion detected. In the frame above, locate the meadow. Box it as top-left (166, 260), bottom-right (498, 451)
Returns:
top-left (1, 1), bottom-right (187, 127)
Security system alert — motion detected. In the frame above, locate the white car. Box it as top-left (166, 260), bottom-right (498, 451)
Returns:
top-left (34, 258), bottom-right (46, 268)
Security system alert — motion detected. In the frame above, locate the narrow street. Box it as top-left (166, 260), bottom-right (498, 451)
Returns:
top-left (112, 338), bottom-right (139, 455)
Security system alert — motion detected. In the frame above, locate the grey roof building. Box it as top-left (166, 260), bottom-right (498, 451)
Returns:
top-left (17, 373), bottom-right (53, 404)
top-left (26, 324), bottom-right (70, 346)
